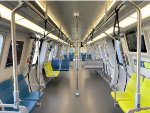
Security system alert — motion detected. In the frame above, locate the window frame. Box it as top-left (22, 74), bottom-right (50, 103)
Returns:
top-left (5, 40), bottom-right (24, 68)
top-left (125, 31), bottom-right (148, 54)
top-left (0, 32), bottom-right (6, 66)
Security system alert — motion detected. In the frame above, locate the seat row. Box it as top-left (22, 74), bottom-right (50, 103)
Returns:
top-left (52, 57), bottom-right (70, 71)
top-left (69, 53), bottom-right (74, 61)
top-left (111, 73), bottom-right (150, 113)
top-left (0, 74), bottom-right (44, 113)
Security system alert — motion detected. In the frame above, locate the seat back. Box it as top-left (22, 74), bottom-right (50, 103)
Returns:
top-left (18, 74), bottom-right (29, 99)
top-left (0, 79), bottom-right (14, 104)
top-left (125, 73), bottom-right (143, 97)
top-left (64, 54), bottom-right (68, 59)
top-left (52, 58), bottom-right (60, 70)
top-left (87, 54), bottom-right (92, 59)
top-left (61, 59), bottom-right (70, 70)
top-left (141, 78), bottom-right (150, 106)
top-left (44, 62), bottom-right (54, 75)
top-left (69, 54), bottom-right (74, 61)
top-left (82, 54), bottom-right (86, 61)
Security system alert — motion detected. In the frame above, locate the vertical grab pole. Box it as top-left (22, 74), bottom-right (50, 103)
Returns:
top-left (37, 39), bottom-right (41, 103)
top-left (126, 2), bottom-right (142, 111)
top-left (11, 2), bottom-right (24, 109)
top-left (134, 3), bottom-right (142, 111)
top-left (75, 41), bottom-right (80, 96)
top-left (123, 2), bottom-right (142, 111)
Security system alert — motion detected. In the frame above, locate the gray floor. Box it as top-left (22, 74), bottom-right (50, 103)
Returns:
top-left (32, 62), bottom-right (123, 113)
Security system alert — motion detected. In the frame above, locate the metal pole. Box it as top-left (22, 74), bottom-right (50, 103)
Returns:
top-left (130, 2), bottom-right (142, 111)
top-left (11, 2), bottom-right (24, 109)
top-left (37, 39), bottom-right (41, 102)
top-left (75, 41), bottom-right (80, 96)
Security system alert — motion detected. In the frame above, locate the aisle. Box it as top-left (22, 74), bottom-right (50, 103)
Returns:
top-left (32, 62), bottom-right (123, 113)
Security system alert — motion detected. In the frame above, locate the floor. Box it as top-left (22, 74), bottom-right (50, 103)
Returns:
top-left (32, 62), bottom-right (123, 113)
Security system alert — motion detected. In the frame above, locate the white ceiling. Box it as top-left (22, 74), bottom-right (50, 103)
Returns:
top-left (40, 1), bottom-right (113, 41)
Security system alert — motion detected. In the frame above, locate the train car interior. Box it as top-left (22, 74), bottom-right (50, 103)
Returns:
top-left (1, 1), bottom-right (150, 113)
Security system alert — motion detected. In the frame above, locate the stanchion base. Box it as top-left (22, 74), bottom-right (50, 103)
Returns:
top-left (75, 90), bottom-right (80, 96)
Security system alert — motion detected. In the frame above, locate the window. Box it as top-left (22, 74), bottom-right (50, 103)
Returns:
top-left (126, 31), bottom-right (147, 53)
top-left (48, 44), bottom-right (53, 61)
top-left (32, 41), bottom-right (41, 65)
top-left (52, 45), bottom-right (58, 58)
top-left (69, 48), bottom-right (74, 53)
top-left (48, 50), bottom-right (53, 61)
top-left (116, 40), bottom-right (123, 65)
top-left (0, 34), bottom-right (4, 60)
top-left (60, 47), bottom-right (65, 57)
top-left (6, 41), bottom-right (24, 67)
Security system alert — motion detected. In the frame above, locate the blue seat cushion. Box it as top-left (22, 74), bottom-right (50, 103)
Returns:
top-left (64, 55), bottom-right (68, 59)
top-left (52, 59), bottom-right (60, 70)
top-left (20, 100), bottom-right (37, 113)
top-left (69, 54), bottom-right (74, 61)
top-left (0, 79), bottom-right (14, 104)
top-left (22, 91), bottom-right (44, 100)
top-left (0, 77), bottom-right (42, 113)
top-left (61, 59), bottom-right (70, 71)
top-left (18, 74), bottom-right (30, 99)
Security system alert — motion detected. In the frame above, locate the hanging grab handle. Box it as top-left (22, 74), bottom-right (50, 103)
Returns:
top-left (113, 8), bottom-right (120, 38)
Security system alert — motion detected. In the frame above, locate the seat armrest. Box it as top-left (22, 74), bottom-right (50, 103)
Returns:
top-left (112, 83), bottom-right (127, 90)
top-left (28, 84), bottom-right (45, 87)
top-left (115, 83), bottom-right (127, 87)
top-left (28, 84), bottom-right (39, 86)
top-left (0, 104), bottom-right (14, 108)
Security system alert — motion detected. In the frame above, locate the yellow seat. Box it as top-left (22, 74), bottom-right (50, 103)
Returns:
top-left (111, 73), bottom-right (140, 101)
top-left (118, 78), bottom-right (150, 113)
top-left (111, 91), bottom-right (132, 101)
top-left (44, 62), bottom-right (60, 77)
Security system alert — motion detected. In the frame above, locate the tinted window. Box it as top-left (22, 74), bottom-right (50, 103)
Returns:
top-left (6, 41), bottom-right (24, 67)
top-left (126, 31), bottom-right (147, 52)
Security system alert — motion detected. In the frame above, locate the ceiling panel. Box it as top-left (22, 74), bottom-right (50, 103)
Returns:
top-left (42, 1), bottom-right (111, 41)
